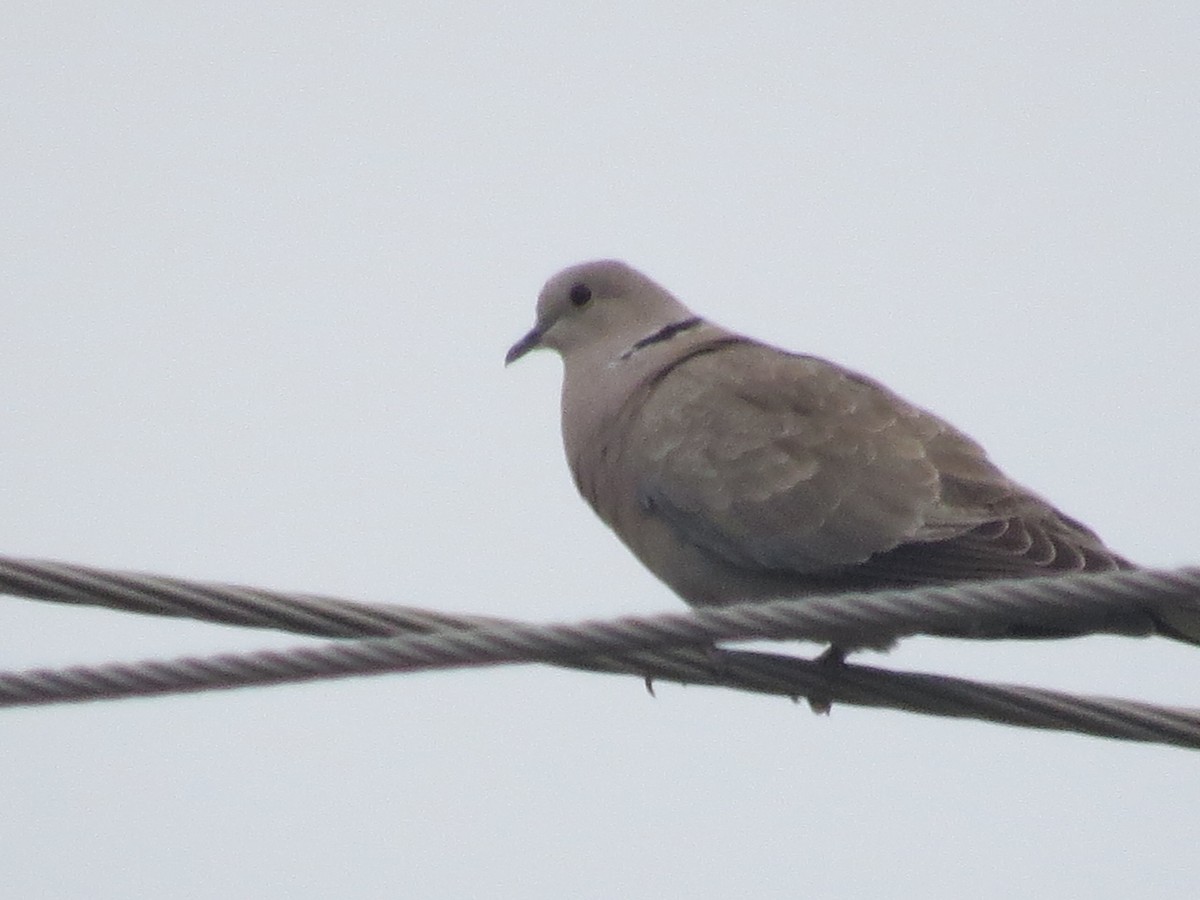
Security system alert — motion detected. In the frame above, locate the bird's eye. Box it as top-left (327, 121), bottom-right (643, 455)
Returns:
top-left (569, 283), bottom-right (592, 307)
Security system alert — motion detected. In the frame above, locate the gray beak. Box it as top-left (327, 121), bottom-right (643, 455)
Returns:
top-left (505, 325), bottom-right (544, 365)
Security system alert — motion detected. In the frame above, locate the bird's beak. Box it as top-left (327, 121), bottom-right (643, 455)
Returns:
top-left (505, 324), bottom-right (545, 365)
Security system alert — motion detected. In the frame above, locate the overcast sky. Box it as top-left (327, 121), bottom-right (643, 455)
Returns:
top-left (2, 4), bottom-right (1198, 898)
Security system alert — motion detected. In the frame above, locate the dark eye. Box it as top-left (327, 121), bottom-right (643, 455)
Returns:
top-left (569, 283), bottom-right (592, 307)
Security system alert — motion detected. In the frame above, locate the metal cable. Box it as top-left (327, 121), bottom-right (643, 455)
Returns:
top-left (4, 556), bottom-right (1199, 647)
top-left (2, 555), bottom-right (1198, 748)
top-left (1, 619), bottom-right (1199, 749)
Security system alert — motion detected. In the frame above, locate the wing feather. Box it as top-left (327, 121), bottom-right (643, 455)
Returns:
top-left (630, 341), bottom-right (1128, 583)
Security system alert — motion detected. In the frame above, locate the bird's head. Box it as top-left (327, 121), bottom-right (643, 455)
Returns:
top-left (506, 260), bottom-right (695, 365)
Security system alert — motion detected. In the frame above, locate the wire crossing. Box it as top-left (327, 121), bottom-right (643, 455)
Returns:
top-left (1, 556), bottom-right (1197, 748)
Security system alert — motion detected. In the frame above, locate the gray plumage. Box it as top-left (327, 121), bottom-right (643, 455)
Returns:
top-left (508, 259), bottom-right (1194, 646)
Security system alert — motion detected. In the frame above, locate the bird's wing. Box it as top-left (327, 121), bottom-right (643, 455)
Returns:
top-left (629, 340), bottom-right (1119, 580)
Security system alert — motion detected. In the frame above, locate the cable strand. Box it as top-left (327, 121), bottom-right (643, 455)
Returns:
top-left (2, 555), bottom-right (1198, 749)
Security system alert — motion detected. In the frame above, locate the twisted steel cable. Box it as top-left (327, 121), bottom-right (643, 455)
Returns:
top-left (1, 555), bottom-right (1198, 748)
top-left (5, 556), bottom-right (1199, 646)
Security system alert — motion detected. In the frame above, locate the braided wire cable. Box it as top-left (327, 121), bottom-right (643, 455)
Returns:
top-left (1, 617), bottom-right (1199, 749)
top-left (1, 556), bottom-right (1199, 748)
top-left (4, 556), bottom-right (1199, 647)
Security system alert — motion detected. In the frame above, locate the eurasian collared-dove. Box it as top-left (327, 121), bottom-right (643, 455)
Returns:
top-left (507, 259), bottom-right (1196, 647)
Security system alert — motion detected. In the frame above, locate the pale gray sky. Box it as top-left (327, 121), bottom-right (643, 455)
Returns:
top-left (2, 4), bottom-right (1198, 898)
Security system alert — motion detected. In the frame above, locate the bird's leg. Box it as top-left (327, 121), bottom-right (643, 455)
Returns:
top-left (805, 644), bottom-right (847, 715)
top-left (814, 644), bottom-right (847, 668)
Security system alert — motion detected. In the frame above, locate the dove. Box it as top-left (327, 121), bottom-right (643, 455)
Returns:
top-left (507, 259), bottom-right (1195, 647)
